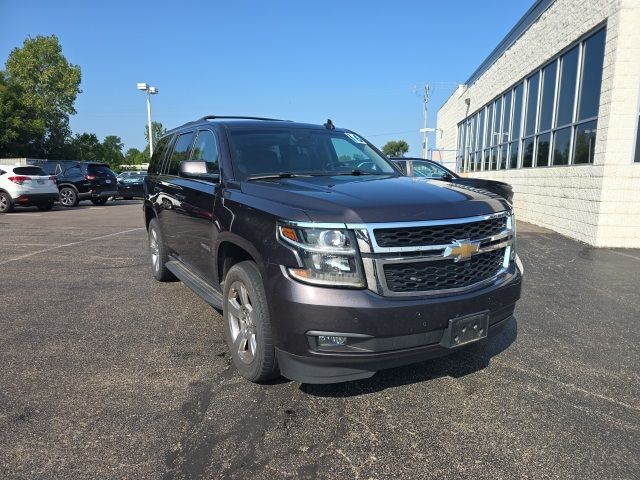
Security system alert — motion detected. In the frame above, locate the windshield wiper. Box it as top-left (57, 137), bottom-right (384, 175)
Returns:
top-left (333, 169), bottom-right (378, 176)
top-left (247, 172), bottom-right (312, 181)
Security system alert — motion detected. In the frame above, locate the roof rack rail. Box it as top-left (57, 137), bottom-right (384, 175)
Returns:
top-left (199, 115), bottom-right (288, 122)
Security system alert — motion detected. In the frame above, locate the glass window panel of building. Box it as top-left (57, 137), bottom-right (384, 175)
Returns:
top-left (556, 46), bottom-right (579, 127)
top-left (511, 83), bottom-right (524, 140)
top-left (539, 61), bottom-right (557, 133)
top-left (457, 27), bottom-right (606, 172)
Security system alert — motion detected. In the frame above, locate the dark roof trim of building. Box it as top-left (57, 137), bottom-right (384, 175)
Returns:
top-left (464, 0), bottom-right (555, 86)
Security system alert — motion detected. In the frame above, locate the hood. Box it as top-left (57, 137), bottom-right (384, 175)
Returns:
top-left (241, 175), bottom-right (510, 223)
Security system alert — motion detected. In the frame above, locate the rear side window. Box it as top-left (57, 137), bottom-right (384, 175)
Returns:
top-left (191, 130), bottom-right (220, 173)
top-left (165, 132), bottom-right (195, 176)
top-left (40, 163), bottom-right (59, 175)
top-left (87, 164), bottom-right (115, 176)
top-left (148, 136), bottom-right (171, 175)
top-left (13, 166), bottom-right (46, 176)
top-left (63, 165), bottom-right (83, 176)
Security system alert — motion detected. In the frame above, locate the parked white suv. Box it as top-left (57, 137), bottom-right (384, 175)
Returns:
top-left (0, 164), bottom-right (59, 213)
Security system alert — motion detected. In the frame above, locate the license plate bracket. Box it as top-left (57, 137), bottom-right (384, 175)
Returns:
top-left (440, 311), bottom-right (489, 348)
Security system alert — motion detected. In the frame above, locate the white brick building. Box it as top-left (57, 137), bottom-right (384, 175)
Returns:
top-left (436, 0), bottom-right (640, 247)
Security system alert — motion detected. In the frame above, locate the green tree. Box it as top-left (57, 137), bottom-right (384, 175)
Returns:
top-left (68, 133), bottom-right (103, 161)
top-left (0, 72), bottom-right (44, 157)
top-left (144, 121), bottom-right (167, 154)
top-left (124, 147), bottom-right (147, 165)
top-left (382, 140), bottom-right (410, 157)
top-left (101, 135), bottom-right (124, 170)
top-left (2, 35), bottom-right (81, 157)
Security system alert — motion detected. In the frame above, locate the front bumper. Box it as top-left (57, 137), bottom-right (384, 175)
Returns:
top-left (266, 261), bottom-right (522, 384)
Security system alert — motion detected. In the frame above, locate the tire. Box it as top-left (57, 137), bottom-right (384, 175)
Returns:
top-left (223, 261), bottom-right (279, 383)
top-left (59, 187), bottom-right (79, 207)
top-left (91, 198), bottom-right (108, 205)
top-left (148, 218), bottom-right (175, 282)
top-left (0, 192), bottom-right (13, 214)
top-left (37, 202), bottom-right (54, 211)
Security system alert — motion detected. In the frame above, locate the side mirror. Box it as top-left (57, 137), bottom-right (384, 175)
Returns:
top-left (441, 173), bottom-right (454, 181)
top-left (179, 161), bottom-right (219, 182)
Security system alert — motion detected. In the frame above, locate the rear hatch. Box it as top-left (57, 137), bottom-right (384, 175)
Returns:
top-left (11, 166), bottom-right (58, 193)
top-left (86, 164), bottom-right (117, 192)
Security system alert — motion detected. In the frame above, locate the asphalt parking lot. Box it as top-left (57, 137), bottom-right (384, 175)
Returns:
top-left (1, 202), bottom-right (639, 479)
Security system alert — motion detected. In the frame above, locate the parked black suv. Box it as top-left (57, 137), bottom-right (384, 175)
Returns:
top-left (391, 157), bottom-right (514, 203)
top-left (35, 161), bottom-right (118, 207)
top-left (144, 116), bottom-right (523, 384)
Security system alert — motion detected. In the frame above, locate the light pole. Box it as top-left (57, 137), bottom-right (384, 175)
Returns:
top-left (137, 83), bottom-right (158, 157)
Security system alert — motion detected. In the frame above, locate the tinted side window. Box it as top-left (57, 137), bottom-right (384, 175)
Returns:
top-left (64, 165), bottom-right (83, 177)
top-left (148, 136), bottom-right (171, 175)
top-left (40, 164), bottom-right (58, 175)
top-left (191, 130), bottom-right (220, 173)
top-left (166, 132), bottom-right (195, 176)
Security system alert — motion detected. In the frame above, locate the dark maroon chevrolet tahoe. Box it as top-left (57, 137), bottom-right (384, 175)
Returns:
top-left (143, 116), bottom-right (523, 384)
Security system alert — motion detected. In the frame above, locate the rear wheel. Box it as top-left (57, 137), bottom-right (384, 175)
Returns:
top-left (0, 192), bottom-right (13, 213)
top-left (148, 218), bottom-right (175, 281)
top-left (59, 187), bottom-right (79, 207)
top-left (91, 198), bottom-right (108, 205)
top-left (37, 202), bottom-right (54, 211)
top-left (223, 261), bottom-right (278, 383)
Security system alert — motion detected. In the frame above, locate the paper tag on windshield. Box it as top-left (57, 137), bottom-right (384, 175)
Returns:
top-left (344, 132), bottom-right (366, 144)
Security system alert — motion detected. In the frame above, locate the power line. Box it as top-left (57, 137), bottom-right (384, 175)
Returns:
top-left (364, 130), bottom-right (417, 138)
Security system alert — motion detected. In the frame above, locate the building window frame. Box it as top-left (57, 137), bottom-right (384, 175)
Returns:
top-left (457, 24), bottom-right (606, 172)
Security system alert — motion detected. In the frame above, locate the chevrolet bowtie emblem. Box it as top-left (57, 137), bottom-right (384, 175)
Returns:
top-left (443, 239), bottom-right (481, 262)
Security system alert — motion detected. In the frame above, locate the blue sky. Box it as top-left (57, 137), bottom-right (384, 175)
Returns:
top-left (1, 1), bottom-right (532, 156)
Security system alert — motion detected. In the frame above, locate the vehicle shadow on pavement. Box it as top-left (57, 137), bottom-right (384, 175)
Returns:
top-left (300, 316), bottom-right (518, 397)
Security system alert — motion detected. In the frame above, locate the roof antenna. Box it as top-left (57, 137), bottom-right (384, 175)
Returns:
top-left (324, 118), bottom-right (335, 130)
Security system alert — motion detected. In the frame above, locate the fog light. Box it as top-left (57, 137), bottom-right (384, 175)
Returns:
top-left (318, 335), bottom-right (348, 346)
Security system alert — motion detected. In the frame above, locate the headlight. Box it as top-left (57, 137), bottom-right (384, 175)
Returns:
top-left (277, 223), bottom-right (365, 287)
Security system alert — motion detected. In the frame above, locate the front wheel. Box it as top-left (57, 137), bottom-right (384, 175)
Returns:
top-left (0, 192), bottom-right (13, 213)
top-left (91, 198), bottom-right (108, 205)
top-left (59, 187), bottom-right (79, 207)
top-left (223, 261), bottom-right (278, 383)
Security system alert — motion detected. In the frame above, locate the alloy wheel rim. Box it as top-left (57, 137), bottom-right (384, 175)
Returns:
top-left (0, 195), bottom-right (7, 212)
top-left (60, 189), bottom-right (74, 206)
top-left (227, 281), bottom-right (257, 364)
top-left (150, 229), bottom-right (159, 272)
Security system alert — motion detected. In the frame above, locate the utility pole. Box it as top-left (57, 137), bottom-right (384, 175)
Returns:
top-left (419, 85), bottom-right (437, 159)
top-left (422, 85), bottom-right (431, 159)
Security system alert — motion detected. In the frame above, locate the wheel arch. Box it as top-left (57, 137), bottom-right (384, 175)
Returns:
top-left (144, 202), bottom-right (156, 230)
top-left (216, 237), bottom-right (264, 286)
top-left (57, 183), bottom-right (79, 193)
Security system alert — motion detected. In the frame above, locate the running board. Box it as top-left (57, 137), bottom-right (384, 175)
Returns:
top-left (166, 258), bottom-right (224, 309)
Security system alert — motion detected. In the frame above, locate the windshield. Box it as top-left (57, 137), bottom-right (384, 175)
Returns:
top-left (228, 129), bottom-right (396, 180)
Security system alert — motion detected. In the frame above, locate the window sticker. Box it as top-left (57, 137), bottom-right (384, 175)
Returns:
top-left (344, 132), bottom-right (366, 144)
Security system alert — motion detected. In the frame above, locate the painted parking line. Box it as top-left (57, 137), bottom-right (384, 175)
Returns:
top-left (0, 228), bottom-right (144, 266)
top-left (609, 250), bottom-right (640, 262)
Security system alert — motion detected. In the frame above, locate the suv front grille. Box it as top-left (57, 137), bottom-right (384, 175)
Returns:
top-left (383, 248), bottom-right (505, 293)
top-left (374, 216), bottom-right (507, 248)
